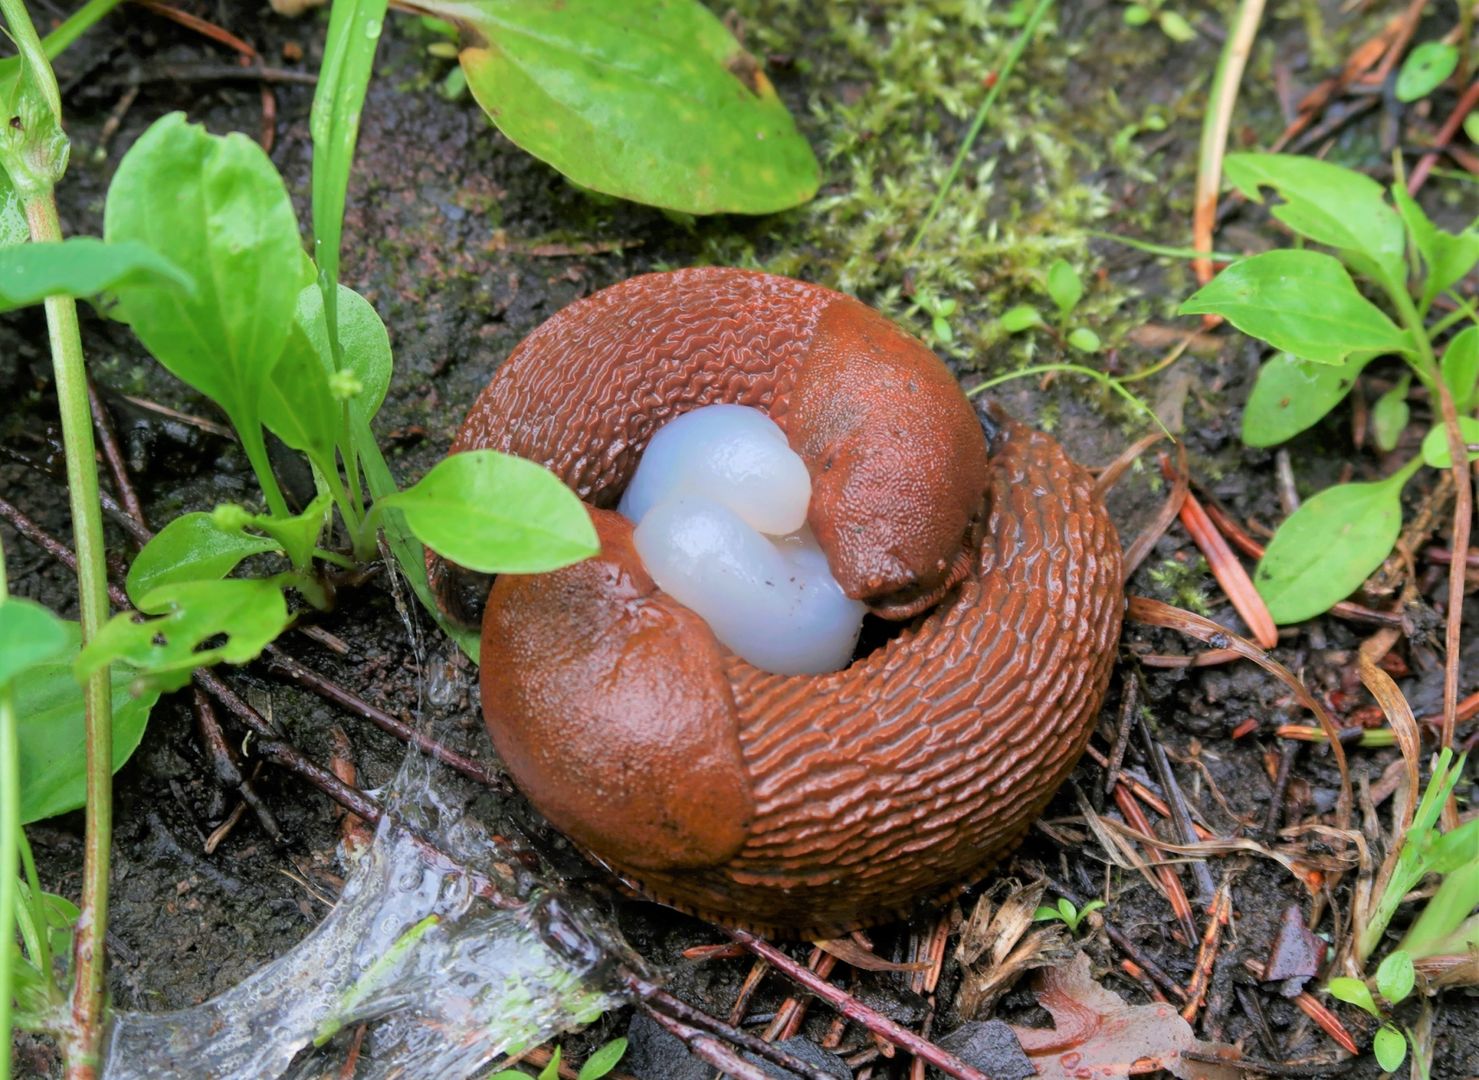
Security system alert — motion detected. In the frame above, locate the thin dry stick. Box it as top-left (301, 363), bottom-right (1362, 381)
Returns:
top-left (729, 930), bottom-right (993, 1080)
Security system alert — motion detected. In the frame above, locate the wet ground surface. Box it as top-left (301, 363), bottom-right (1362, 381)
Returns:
top-left (3, 1), bottom-right (1476, 1077)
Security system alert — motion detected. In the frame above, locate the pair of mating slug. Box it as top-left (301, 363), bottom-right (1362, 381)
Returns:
top-left (429, 268), bottom-right (1122, 939)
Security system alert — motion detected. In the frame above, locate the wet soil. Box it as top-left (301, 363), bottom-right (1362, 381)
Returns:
top-left (3, 2), bottom-right (1476, 1077)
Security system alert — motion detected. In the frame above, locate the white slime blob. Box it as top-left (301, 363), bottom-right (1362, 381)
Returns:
top-left (620, 404), bottom-right (866, 675)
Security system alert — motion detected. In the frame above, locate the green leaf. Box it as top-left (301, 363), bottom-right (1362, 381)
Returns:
top-left (1032, 905), bottom-right (1060, 921)
top-left (382, 450), bottom-right (598, 574)
top-left (1242, 351), bottom-right (1372, 447)
top-left (247, 494), bottom-right (332, 571)
top-left (125, 512), bottom-right (281, 605)
top-left (14, 622), bottom-right (160, 823)
top-left (0, 169), bottom-right (26, 248)
top-left (310, 0), bottom-right (389, 331)
top-left (1375, 951), bottom-right (1414, 1004)
top-left (1441, 327), bottom-right (1479, 410)
top-left (77, 578), bottom-right (292, 693)
top-left (1001, 304), bottom-right (1043, 333)
top-left (538, 1047), bottom-right (561, 1080)
top-left (0, 595), bottom-right (69, 686)
top-left (439, 0), bottom-right (820, 214)
top-left (0, 238), bottom-right (192, 313)
top-left (1123, 4), bottom-right (1152, 26)
top-left (1046, 259), bottom-right (1083, 316)
top-left (577, 1038), bottom-right (628, 1080)
top-left (1254, 472), bottom-right (1410, 624)
top-left (1222, 153), bottom-right (1407, 288)
top-left (1390, 184), bottom-right (1479, 310)
top-left (1067, 327), bottom-right (1101, 353)
top-left (1419, 416), bottom-right (1479, 468)
top-left (1327, 976), bottom-right (1380, 1018)
top-left (103, 112), bottom-right (310, 431)
top-left (1372, 1025), bottom-right (1407, 1072)
top-left (1395, 41), bottom-right (1458, 103)
top-left (1157, 10), bottom-right (1196, 42)
top-left (1179, 250), bottom-right (1411, 365)
top-left (1371, 374), bottom-right (1410, 453)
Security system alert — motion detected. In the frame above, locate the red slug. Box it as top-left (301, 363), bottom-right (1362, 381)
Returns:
top-left (430, 268), bottom-right (1123, 938)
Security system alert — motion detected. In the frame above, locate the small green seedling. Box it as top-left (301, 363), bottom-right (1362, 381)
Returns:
top-left (1033, 896), bottom-right (1105, 935)
top-left (1000, 258), bottom-right (1101, 353)
top-left (1121, 0), bottom-right (1197, 43)
top-left (489, 1037), bottom-right (628, 1080)
top-left (910, 290), bottom-right (959, 345)
top-left (1181, 152), bottom-right (1479, 624)
top-left (1328, 952), bottom-right (1419, 1075)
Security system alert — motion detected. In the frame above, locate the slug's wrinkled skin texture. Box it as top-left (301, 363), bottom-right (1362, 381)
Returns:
top-left (432, 268), bottom-right (1123, 938)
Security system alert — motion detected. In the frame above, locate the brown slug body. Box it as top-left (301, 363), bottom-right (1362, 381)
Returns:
top-left (431, 268), bottom-right (1122, 938)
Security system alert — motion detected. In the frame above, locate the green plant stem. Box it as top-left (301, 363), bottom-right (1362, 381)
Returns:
top-left (906, 0), bottom-right (1054, 255)
top-left (967, 362), bottom-right (1171, 437)
top-left (22, 192), bottom-right (113, 1077)
top-left (16, 832), bottom-right (50, 1000)
top-left (234, 419), bottom-right (291, 520)
top-left (0, 545), bottom-right (16, 1080)
top-left (39, 0), bottom-right (126, 60)
top-left (1429, 295), bottom-right (1477, 338)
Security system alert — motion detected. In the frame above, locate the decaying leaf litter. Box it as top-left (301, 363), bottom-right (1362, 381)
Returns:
top-left (1, 1), bottom-right (1476, 1078)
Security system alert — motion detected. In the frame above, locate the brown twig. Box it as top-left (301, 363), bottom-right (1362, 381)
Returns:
top-left (1138, 715), bottom-right (1217, 906)
top-left (728, 930), bottom-right (994, 1080)
top-left (1407, 77), bottom-right (1479, 195)
top-left (87, 379), bottom-right (146, 528)
top-left (1112, 783), bottom-right (1199, 945)
top-left (1180, 877), bottom-right (1232, 1022)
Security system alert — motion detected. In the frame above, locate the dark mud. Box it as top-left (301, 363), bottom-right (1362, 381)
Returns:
top-left (3, 2), bottom-right (1476, 1077)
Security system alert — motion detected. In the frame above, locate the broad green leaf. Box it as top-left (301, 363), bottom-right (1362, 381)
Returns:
top-left (0, 238), bottom-right (191, 312)
top-left (310, 0), bottom-right (389, 337)
top-left (103, 113), bottom-right (310, 428)
top-left (1395, 41), bottom-right (1458, 103)
top-left (262, 284), bottom-right (393, 470)
top-left (1326, 976), bottom-right (1379, 1017)
top-left (77, 578), bottom-right (292, 693)
top-left (1441, 327), bottom-right (1479, 410)
top-left (577, 1038), bottom-right (628, 1080)
top-left (125, 511), bottom-right (281, 604)
top-left (1375, 951), bottom-right (1414, 1004)
top-left (383, 450), bottom-right (598, 574)
top-left (1222, 153), bottom-right (1406, 288)
top-left (1254, 472), bottom-right (1409, 623)
top-left (1372, 1025), bottom-right (1407, 1072)
top-left (0, 595), bottom-right (68, 685)
top-left (1419, 416), bottom-right (1479, 468)
top-left (1371, 374), bottom-right (1410, 453)
top-left (1046, 259), bottom-right (1082, 316)
top-left (538, 1048), bottom-right (561, 1080)
top-left (1001, 304), bottom-right (1043, 333)
top-left (14, 622), bottom-right (160, 823)
top-left (1390, 184), bottom-right (1479, 309)
top-left (1179, 250), bottom-right (1411, 365)
top-left (247, 494), bottom-right (332, 570)
top-left (1242, 351), bottom-right (1372, 447)
top-left (433, 0), bottom-right (820, 214)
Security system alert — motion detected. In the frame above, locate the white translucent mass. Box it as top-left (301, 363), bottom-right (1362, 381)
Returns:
top-left (620, 405), bottom-right (865, 675)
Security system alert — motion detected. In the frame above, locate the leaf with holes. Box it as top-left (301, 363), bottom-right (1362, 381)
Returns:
top-left (125, 511), bottom-right (282, 605)
top-left (77, 578), bottom-right (291, 693)
top-left (428, 0), bottom-right (819, 214)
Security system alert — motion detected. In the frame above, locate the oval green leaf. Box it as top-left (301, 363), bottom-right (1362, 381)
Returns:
top-left (104, 112), bottom-right (310, 426)
top-left (1372, 1025), bottom-right (1407, 1072)
top-left (1180, 250), bottom-right (1411, 365)
top-left (440, 0), bottom-right (820, 214)
top-left (0, 238), bottom-right (192, 313)
top-left (577, 1038), bottom-right (628, 1080)
top-left (1254, 474), bottom-right (1408, 624)
top-left (1419, 416), bottom-right (1479, 468)
top-left (1375, 950), bottom-right (1414, 1004)
top-left (15, 622), bottom-right (161, 823)
top-left (1242, 351), bottom-right (1372, 447)
top-left (125, 511), bottom-right (282, 605)
top-left (386, 450), bottom-right (598, 574)
top-left (1396, 41), bottom-right (1458, 103)
top-left (1326, 976), bottom-right (1379, 1017)
top-left (1440, 326), bottom-right (1478, 411)
top-left (0, 595), bottom-right (69, 685)
top-left (1046, 259), bottom-right (1082, 316)
top-left (1371, 374), bottom-right (1410, 453)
